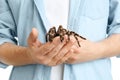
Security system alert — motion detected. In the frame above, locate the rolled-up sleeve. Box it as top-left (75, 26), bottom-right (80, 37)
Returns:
top-left (0, 0), bottom-right (17, 68)
top-left (107, 0), bottom-right (120, 36)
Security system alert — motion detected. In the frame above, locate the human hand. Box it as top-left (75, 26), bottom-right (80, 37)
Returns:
top-left (57, 36), bottom-right (103, 64)
top-left (27, 28), bottom-right (75, 66)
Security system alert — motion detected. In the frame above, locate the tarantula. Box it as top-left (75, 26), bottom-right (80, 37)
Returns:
top-left (46, 25), bottom-right (86, 47)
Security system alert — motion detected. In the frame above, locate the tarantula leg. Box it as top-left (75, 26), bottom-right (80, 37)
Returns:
top-left (75, 33), bottom-right (86, 40)
top-left (60, 35), bottom-right (64, 42)
top-left (46, 33), bottom-right (54, 42)
top-left (68, 35), bottom-right (70, 41)
top-left (49, 37), bottom-right (53, 42)
top-left (67, 31), bottom-right (76, 42)
top-left (79, 36), bottom-right (86, 40)
top-left (67, 31), bottom-right (71, 41)
top-left (46, 33), bottom-right (49, 42)
top-left (74, 35), bottom-right (81, 47)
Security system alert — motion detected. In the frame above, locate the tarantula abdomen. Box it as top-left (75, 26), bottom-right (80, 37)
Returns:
top-left (46, 25), bottom-right (86, 47)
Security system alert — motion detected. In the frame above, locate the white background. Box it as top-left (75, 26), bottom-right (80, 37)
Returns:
top-left (0, 57), bottom-right (120, 80)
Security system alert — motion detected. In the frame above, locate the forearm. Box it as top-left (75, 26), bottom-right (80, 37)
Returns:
top-left (0, 43), bottom-right (34, 66)
top-left (97, 34), bottom-right (120, 58)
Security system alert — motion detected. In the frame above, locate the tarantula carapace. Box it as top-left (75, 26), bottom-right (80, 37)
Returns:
top-left (46, 25), bottom-right (86, 47)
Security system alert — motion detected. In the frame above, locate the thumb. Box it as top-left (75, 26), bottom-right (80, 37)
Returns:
top-left (27, 28), bottom-right (41, 47)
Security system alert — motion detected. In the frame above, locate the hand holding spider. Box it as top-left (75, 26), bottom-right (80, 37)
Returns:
top-left (46, 34), bottom-right (101, 65)
top-left (46, 26), bottom-right (103, 65)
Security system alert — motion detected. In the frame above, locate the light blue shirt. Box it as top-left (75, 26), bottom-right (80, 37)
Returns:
top-left (0, 0), bottom-right (120, 80)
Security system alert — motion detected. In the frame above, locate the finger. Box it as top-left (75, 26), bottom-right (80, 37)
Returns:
top-left (45, 36), bottom-right (68, 66)
top-left (65, 54), bottom-right (77, 64)
top-left (45, 36), bottom-right (67, 58)
top-left (27, 28), bottom-right (42, 47)
top-left (50, 37), bottom-right (76, 65)
top-left (38, 43), bottom-right (55, 56)
top-left (39, 36), bottom-right (64, 56)
top-left (56, 49), bottom-right (74, 65)
top-left (65, 59), bottom-right (75, 64)
top-left (71, 45), bottom-right (81, 53)
top-left (47, 61), bottom-right (57, 66)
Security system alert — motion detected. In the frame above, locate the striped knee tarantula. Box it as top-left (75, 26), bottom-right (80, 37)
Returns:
top-left (46, 25), bottom-right (86, 47)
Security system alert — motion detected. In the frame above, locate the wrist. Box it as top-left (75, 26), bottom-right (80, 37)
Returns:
top-left (94, 42), bottom-right (107, 59)
top-left (25, 47), bottom-right (36, 64)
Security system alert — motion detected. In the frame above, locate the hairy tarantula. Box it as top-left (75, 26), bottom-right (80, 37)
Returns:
top-left (46, 25), bottom-right (86, 47)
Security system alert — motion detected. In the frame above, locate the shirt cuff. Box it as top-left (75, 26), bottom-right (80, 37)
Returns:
top-left (0, 38), bottom-right (17, 45)
top-left (0, 62), bottom-right (8, 68)
top-left (107, 25), bottom-right (120, 36)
